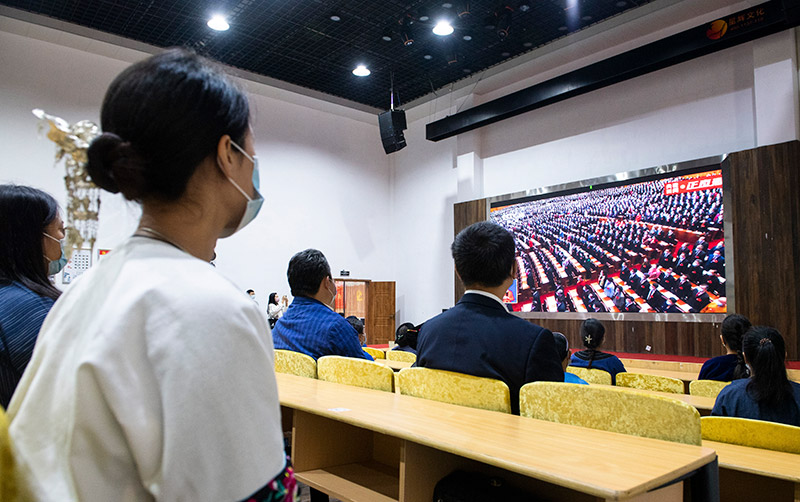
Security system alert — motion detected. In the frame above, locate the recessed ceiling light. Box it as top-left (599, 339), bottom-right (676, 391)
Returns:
top-left (433, 20), bottom-right (454, 36)
top-left (442, 2), bottom-right (453, 8)
top-left (501, 51), bottom-right (510, 57)
top-left (423, 54), bottom-right (433, 60)
top-left (462, 34), bottom-right (472, 41)
top-left (352, 64), bottom-right (370, 77)
top-left (523, 41), bottom-right (533, 47)
top-left (207, 15), bottom-right (230, 31)
top-left (519, 2), bottom-right (531, 11)
top-left (462, 68), bottom-right (471, 73)
top-left (582, 15), bottom-right (592, 21)
top-left (558, 26), bottom-right (568, 31)
top-left (616, 1), bottom-right (627, 6)
top-left (330, 13), bottom-right (341, 21)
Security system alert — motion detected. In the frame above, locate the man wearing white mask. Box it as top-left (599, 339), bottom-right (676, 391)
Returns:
top-left (272, 249), bottom-right (372, 361)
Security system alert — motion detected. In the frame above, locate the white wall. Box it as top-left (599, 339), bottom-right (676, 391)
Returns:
top-left (0, 19), bottom-right (391, 307)
top-left (390, 18), bottom-right (800, 324)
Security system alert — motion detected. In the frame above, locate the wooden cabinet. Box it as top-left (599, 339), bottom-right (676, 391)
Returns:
top-left (333, 279), bottom-right (396, 345)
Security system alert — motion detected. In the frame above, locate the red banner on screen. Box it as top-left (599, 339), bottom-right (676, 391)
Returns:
top-left (664, 171), bottom-right (722, 195)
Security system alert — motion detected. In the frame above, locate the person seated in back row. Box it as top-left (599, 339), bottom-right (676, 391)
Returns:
top-left (415, 222), bottom-right (563, 415)
top-left (712, 326), bottom-right (800, 426)
top-left (552, 332), bottom-right (588, 385)
top-left (570, 318), bottom-right (627, 384)
top-left (392, 322), bottom-right (419, 355)
top-left (272, 249), bottom-right (372, 361)
top-left (698, 314), bottom-right (751, 382)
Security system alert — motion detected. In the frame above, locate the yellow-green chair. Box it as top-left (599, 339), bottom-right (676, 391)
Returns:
top-left (616, 372), bottom-right (684, 394)
top-left (566, 366), bottom-right (612, 385)
top-left (274, 349), bottom-right (317, 379)
top-left (1, 407), bottom-right (18, 502)
top-left (317, 355), bottom-right (395, 392)
top-left (519, 382), bottom-right (701, 445)
top-left (701, 416), bottom-right (800, 454)
top-left (386, 350), bottom-right (417, 363)
top-left (689, 380), bottom-right (730, 398)
top-left (363, 347), bottom-right (385, 359)
top-left (396, 367), bottom-right (511, 413)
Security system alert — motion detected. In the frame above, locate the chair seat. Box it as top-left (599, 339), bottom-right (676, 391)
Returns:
top-left (396, 367), bottom-right (511, 413)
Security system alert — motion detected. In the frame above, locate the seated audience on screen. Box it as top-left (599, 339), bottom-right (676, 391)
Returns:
top-left (7, 49), bottom-right (293, 500)
top-left (570, 318), bottom-right (627, 384)
top-left (0, 185), bottom-right (64, 408)
top-left (698, 314), bottom-right (751, 381)
top-left (393, 322), bottom-right (419, 355)
top-left (712, 327), bottom-right (800, 426)
top-left (553, 332), bottom-right (587, 385)
top-left (272, 249), bottom-right (372, 361)
top-left (416, 221), bottom-right (563, 414)
top-left (346, 315), bottom-right (366, 346)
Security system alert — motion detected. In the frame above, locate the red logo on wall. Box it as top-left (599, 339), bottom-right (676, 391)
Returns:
top-left (706, 19), bottom-right (728, 40)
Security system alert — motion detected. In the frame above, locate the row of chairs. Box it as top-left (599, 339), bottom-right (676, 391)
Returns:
top-left (362, 346), bottom-right (417, 363)
top-left (275, 350), bottom-right (800, 454)
top-left (566, 366), bottom-right (730, 397)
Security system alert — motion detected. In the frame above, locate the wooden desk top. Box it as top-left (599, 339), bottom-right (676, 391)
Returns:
top-left (373, 359), bottom-right (413, 371)
top-left (277, 373), bottom-right (717, 500)
top-left (591, 384), bottom-right (715, 415)
top-left (703, 440), bottom-right (800, 483)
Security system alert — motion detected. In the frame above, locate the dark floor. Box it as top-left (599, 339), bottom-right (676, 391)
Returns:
top-left (297, 483), bottom-right (342, 502)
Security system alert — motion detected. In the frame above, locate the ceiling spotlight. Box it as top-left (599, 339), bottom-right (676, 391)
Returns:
top-left (423, 54), bottom-right (433, 60)
top-left (207, 15), bottom-right (230, 31)
top-left (399, 15), bottom-right (414, 46)
top-left (329, 12), bottom-right (342, 21)
top-left (462, 33), bottom-right (473, 41)
top-left (433, 20), bottom-right (454, 36)
top-left (462, 68), bottom-right (472, 73)
top-left (352, 64), bottom-right (370, 77)
top-left (582, 15), bottom-right (592, 21)
top-left (518, 2), bottom-right (531, 12)
top-left (496, 5), bottom-right (513, 39)
top-left (616, 1), bottom-right (627, 6)
top-left (381, 27), bottom-right (392, 41)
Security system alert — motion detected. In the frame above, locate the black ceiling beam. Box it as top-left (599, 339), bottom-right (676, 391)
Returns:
top-left (426, 0), bottom-right (800, 142)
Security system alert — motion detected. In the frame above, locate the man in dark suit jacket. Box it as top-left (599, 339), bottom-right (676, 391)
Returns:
top-left (416, 221), bottom-right (564, 414)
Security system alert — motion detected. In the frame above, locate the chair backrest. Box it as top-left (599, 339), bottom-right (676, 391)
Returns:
top-left (317, 356), bottom-right (395, 392)
top-left (363, 347), bottom-right (385, 359)
top-left (689, 379), bottom-right (730, 398)
top-left (396, 367), bottom-right (511, 413)
top-left (616, 372), bottom-right (684, 394)
top-left (0, 407), bottom-right (18, 502)
top-left (566, 366), bottom-right (612, 385)
top-left (274, 349), bottom-right (317, 379)
top-left (701, 416), bottom-right (800, 454)
top-left (386, 350), bottom-right (417, 363)
top-left (519, 382), bottom-right (701, 445)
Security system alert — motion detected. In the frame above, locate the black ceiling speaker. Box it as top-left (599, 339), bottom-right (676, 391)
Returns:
top-left (379, 71), bottom-right (407, 154)
top-left (379, 110), bottom-right (407, 154)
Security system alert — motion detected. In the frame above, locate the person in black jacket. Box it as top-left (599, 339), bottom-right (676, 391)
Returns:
top-left (416, 222), bottom-right (563, 414)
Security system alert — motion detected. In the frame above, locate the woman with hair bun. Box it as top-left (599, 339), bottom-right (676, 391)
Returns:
top-left (712, 327), bottom-right (800, 426)
top-left (698, 313), bottom-right (751, 381)
top-left (8, 49), bottom-right (295, 501)
top-left (569, 318), bottom-right (626, 384)
top-left (0, 185), bottom-right (65, 408)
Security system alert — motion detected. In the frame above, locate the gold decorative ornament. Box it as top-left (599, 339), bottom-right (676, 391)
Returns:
top-left (32, 109), bottom-right (101, 260)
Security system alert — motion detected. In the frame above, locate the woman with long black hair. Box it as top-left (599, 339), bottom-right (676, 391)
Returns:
top-left (0, 185), bottom-right (65, 408)
top-left (698, 313), bottom-right (751, 381)
top-left (569, 318), bottom-right (626, 384)
top-left (8, 49), bottom-right (295, 501)
top-left (712, 327), bottom-right (800, 426)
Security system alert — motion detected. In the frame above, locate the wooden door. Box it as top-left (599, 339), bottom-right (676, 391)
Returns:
top-left (367, 281), bottom-right (395, 345)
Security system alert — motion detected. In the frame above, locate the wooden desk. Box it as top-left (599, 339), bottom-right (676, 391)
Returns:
top-left (703, 440), bottom-right (800, 502)
top-left (374, 359), bottom-right (413, 371)
top-left (591, 384), bottom-right (715, 416)
top-left (277, 373), bottom-right (717, 501)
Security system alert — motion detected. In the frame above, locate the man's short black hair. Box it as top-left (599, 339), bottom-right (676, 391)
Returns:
top-left (451, 221), bottom-right (515, 287)
top-left (287, 249), bottom-right (332, 298)
top-left (246, 289), bottom-right (255, 294)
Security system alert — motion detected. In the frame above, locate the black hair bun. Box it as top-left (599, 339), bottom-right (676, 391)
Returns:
top-left (86, 132), bottom-right (146, 200)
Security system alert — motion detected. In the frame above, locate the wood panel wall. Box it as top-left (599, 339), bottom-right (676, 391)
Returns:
top-left (454, 141), bottom-right (800, 360)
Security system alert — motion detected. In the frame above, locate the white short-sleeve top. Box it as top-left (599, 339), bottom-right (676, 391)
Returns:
top-left (8, 237), bottom-right (285, 501)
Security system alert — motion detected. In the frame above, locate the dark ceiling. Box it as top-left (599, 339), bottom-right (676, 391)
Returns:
top-left (2, 0), bottom-right (657, 110)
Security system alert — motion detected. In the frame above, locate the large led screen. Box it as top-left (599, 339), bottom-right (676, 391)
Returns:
top-left (490, 168), bottom-right (726, 315)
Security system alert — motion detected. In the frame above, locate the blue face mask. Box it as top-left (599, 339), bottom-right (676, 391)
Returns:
top-left (43, 232), bottom-right (68, 275)
top-left (223, 140), bottom-right (263, 236)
